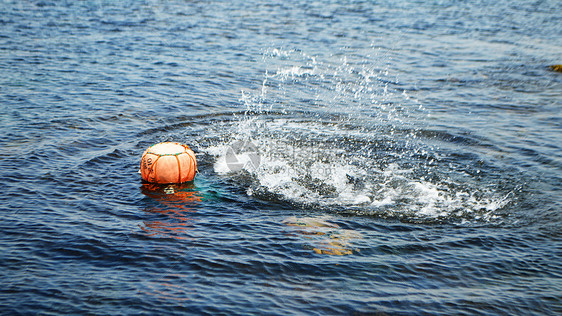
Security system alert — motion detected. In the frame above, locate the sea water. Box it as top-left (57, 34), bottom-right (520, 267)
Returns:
top-left (1, 0), bottom-right (561, 314)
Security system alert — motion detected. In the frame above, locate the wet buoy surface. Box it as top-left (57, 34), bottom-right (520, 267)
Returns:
top-left (140, 142), bottom-right (197, 184)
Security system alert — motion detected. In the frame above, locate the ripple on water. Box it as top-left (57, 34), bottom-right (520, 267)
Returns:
top-left (1, 0), bottom-right (560, 314)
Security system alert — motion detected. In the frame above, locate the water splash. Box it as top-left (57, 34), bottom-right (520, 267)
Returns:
top-left (205, 48), bottom-right (512, 223)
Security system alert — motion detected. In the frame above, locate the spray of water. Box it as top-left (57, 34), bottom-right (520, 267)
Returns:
top-left (205, 48), bottom-right (511, 223)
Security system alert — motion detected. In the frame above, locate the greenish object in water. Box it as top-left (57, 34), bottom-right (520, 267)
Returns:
top-left (550, 64), bottom-right (562, 72)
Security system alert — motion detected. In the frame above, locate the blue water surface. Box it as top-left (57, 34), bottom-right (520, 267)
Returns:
top-left (1, 0), bottom-right (561, 314)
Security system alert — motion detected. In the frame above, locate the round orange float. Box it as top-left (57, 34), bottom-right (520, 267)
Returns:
top-left (140, 142), bottom-right (197, 184)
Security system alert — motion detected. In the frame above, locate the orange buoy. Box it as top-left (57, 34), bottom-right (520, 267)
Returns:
top-left (140, 142), bottom-right (197, 184)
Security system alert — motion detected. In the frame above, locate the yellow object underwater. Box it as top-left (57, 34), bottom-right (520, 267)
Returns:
top-left (550, 64), bottom-right (562, 72)
top-left (283, 216), bottom-right (361, 256)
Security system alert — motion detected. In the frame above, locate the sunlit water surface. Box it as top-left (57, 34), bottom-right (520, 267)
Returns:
top-left (1, 0), bottom-right (561, 314)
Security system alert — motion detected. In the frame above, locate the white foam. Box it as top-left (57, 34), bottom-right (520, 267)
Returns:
top-left (276, 66), bottom-right (316, 79)
top-left (206, 119), bottom-right (511, 222)
top-left (202, 48), bottom-right (509, 223)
